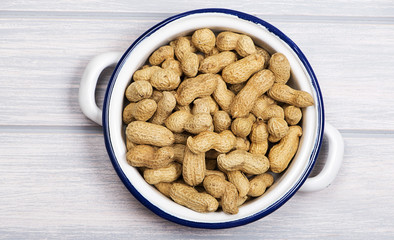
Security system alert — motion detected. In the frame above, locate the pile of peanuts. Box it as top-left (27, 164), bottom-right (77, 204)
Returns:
top-left (123, 28), bottom-right (314, 214)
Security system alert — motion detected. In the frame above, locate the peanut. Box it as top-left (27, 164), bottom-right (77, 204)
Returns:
top-left (235, 35), bottom-right (256, 57)
top-left (204, 47), bottom-right (220, 57)
top-left (269, 53), bottom-right (290, 84)
top-left (197, 53), bottom-right (205, 65)
top-left (268, 125), bottom-right (303, 173)
top-left (165, 110), bottom-right (213, 134)
top-left (149, 45), bottom-right (174, 66)
top-left (261, 104), bottom-right (285, 121)
top-left (133, 66), bottom-right (161, 81)
top-left (237, 196), bottom-right (249, 206)
top-left (126, 137), bottom-right (135, 151)
top-left (169, 40), bottom-right (176, 49)
top-left (284, 105), bottom-right (302, 125)
top-left (268, 135), bottom-right (282, 143)
top-left (176, 73), bottom-right (218, 106)
top-left (126, 145), bottom-right (174, 169)
top-left (222, 53), bottom-right (265, 84)
top-left (216, 31), bottom-right (240, 51)
top-left (164, 110), bottom-right (192, 133)
top-left (174, 37), bottom-right (199, 77)
top-left (249, 120), bottom-right (269, 155)
top-left (143, 162), bottom-right (182, 184)
top-left (150, 90), bottom-right (163, 103)
top-left (227, 170), bottom-right (250, 197)
top-left (165, 110), bottom-right (189, 133)
top-left (186, 130), bottom-right (236, 154)
top-left (267, 117), bottom-right (289, 140)
top-left (230, 69), bottom-right (275, 118)
top-left (212, 76), bottom-right (235, 113)
top-left (191, 28), bottom-right (216, 54)
top-left (186, 96), bottom-right (214, 133)
top-left (169, 182), bottom-right (219, 213)
top-left (155, 182), bottom-right (173, 197)
top-left (174, 103), bottom-right (191, 112)
top-left (235, 137), bottom-right (250, 151)
top-left (255, 46), bottom-right (271, 68)
top-left (228, 82), bottom-right (246, 94)
top-left (218, 195), bottom-right (249, 208)
top-left (122, 103), bottom-right (135, 124)
top-left (205, 96), bottom-right (219, 115)
top-left (173, 132), bottom-right (191, 144)
top-left (126, 121), bottom-right (174, 147)
top-left (122, 99), bottom-right (157, 123)
top-left (125, 80), bottom-right (153, 102)
top-left (182, 146), bottom-right (206, 186)
top-left (217, 150), bottom-right (270, 175)
top-left (205, 169), bottom-right (226, 179)
top-left (216, 32), bottom-right (256, 57)
top-left (251, 95), bottom-right (278, 119)
top-left (199, 51), bottom-right (237, 74)
top-left (231, 113), bottom-right (256, 138)
top-left (203, 175), bottom-right (239, 214)
top-left (268, 83), bottom-right (314, 108)
top-left (248, 173), bottom-right (274, 197)
top-left (181, 36), bottom-right (198, 52)
top-left (192, 97), bottom-right (218, 116)
top-left (251, 95), bottom-right (284, 121)
top-left (150, 91), bottom-right (176, 125)
top-left (172, 144), bottom-right (185, 163)
top-left (150, 68), bottom-right (181, 90)
top-left (213, 111), bottom-right (231, 132)
top-left (162, 58), bottom-right (183, 76)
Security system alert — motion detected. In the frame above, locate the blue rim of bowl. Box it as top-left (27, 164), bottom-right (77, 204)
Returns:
top-left (102, 8), bottom-right (324, 229)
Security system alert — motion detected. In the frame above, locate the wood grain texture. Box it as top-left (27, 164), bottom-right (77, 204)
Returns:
top-left (1, 2), bottom-right (394, 239)
top-left (2, 0), bottom-right (394, 17)
top-left (0, 132), bottom-right (393, 239)
top-left (0, 17), bottom-right (394, 129)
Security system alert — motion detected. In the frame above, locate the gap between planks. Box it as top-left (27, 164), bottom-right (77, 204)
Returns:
top-left (1, 125), bottom-right (394, 138)
top-left (1, 10), bottom-right (394, 25)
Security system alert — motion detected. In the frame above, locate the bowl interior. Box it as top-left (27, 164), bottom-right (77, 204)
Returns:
top-left (104, 11), bottom-right (321, 226)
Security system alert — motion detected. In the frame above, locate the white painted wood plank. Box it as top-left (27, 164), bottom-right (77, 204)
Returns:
top-left (0, 18), bottom-right (153, 126)
top-left (2, 0), bottom-right (394, 18)
top-left (0, 131), bottom-right (393, 238)
top-left (0, 17), bottom-right (393, 129)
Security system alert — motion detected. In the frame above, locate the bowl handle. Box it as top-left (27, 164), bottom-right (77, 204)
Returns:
top-left (299, 122), bottom-right (344, 192)
top-left (79, 52), bottom-right (123, 126)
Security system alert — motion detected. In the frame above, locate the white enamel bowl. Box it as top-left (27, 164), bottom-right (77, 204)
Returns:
top-left (79, 9), bottom-right (344, 229)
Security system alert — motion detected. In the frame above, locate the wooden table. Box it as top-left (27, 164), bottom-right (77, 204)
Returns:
top-left (1, 1), bottom-right (393, 239)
